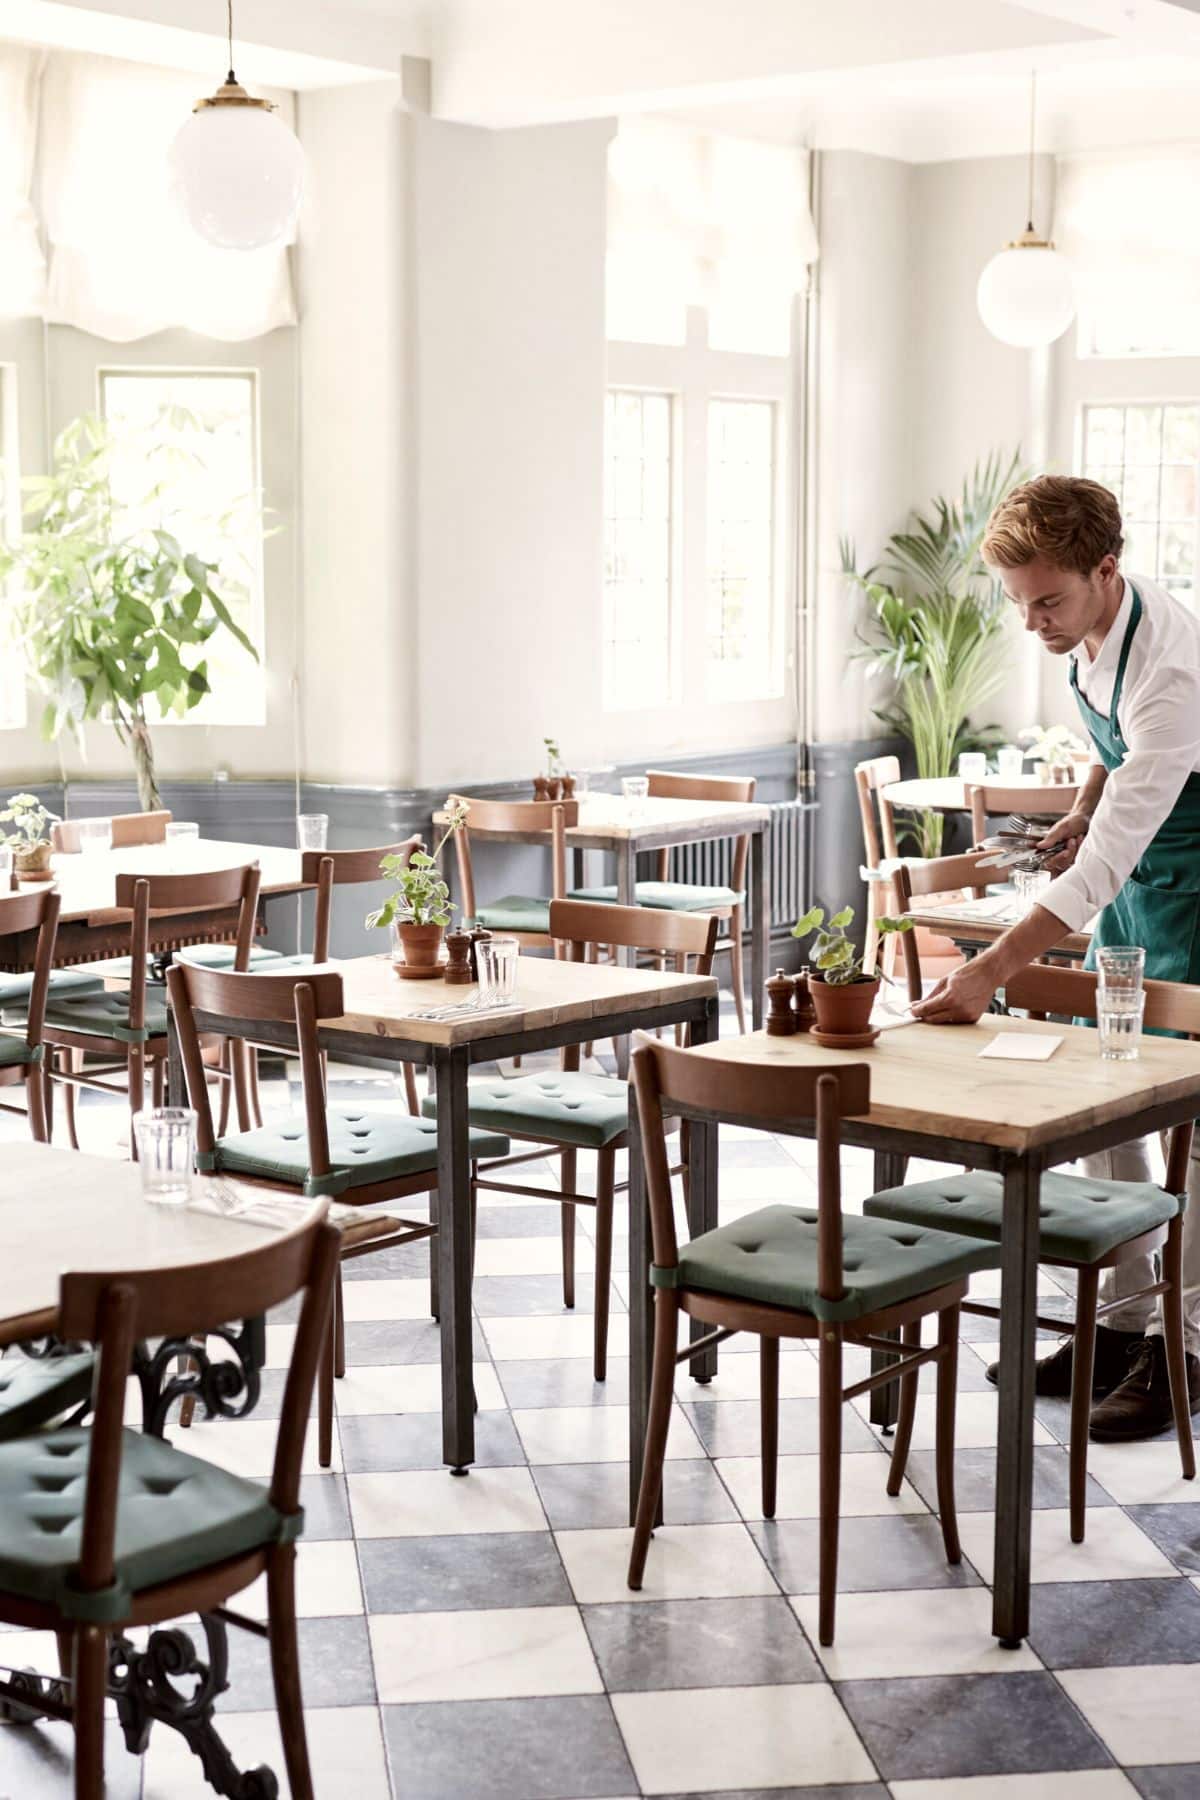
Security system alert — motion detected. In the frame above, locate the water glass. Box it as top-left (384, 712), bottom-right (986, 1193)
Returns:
top-left (1014, 867), bottom-right (1051, 914)
top-left (134, 1108), bottom-right (196, 1204)
top-left (0, 846), bottom-right (11, 891)
top-left (996, 745), bottom-right (1025, 780)
top-left (477, 934), bottom-right (519, 1003)
top-left (622, 775), bottom-right (650, 818)
top-left (1097, 945), bottom-right (1145, 1001)
top-left (77, 817), bottom-right (113, 856)
top-left (165, 821), bottom-right (200, 845)
top-left (296, 813), bottom-right (329, 851)
top-left (1099, 992), bottom-right (1145, 1061)
top-left (957, 752), bottom-right (989, 783)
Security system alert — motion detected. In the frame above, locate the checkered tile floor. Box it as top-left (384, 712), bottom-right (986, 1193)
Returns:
top-left (3, 994), bottom-right (1200, 1798)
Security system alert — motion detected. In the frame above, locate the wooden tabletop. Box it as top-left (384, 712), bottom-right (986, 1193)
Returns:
top-left (688, 1015), bottom-right (1200, 1154)
top-left (882, 776), bottom-right (1071, 814)
top-left (22, 839), bottom-right (308, 923)
top-left (435, 794), bottom-right (770, 846)
top-left (0, 1142), bottom-right (309, 1347)
top-left (910, 900), bottom-right (1093, 958)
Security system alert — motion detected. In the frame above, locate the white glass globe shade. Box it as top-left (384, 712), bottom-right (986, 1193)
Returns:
top-left (170, 104), bottom-right (304, 251)
top-left (976, 243), bottom-right (1076, 349)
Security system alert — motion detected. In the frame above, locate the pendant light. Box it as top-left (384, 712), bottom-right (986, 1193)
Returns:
top-left (169, 0), bottom-right (305, 251)
top-left (976, 73), bottom-right (1075, 349)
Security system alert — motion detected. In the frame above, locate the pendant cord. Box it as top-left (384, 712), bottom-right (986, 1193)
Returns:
top-left (1026, 69), bottom-right (1036, 232)
top-left (226, 0), bottom-right (235, 83)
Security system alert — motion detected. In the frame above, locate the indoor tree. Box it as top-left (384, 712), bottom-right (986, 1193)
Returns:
top-left (0, 412), bottom-right (258, 812)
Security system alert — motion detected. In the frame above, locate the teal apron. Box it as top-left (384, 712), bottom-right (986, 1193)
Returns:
top-left (1070, 586), bottom-right (1200, 989)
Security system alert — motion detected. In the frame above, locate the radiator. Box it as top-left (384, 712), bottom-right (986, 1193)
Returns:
top-left (667, 798), bottom-right (815, 929)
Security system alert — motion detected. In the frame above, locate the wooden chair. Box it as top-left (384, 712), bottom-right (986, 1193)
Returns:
top-left (0, 889), bottom-right (60, 1143)
top-left (865, 961), bottom-right (1197, 1543)
top-left (450, 796), bottom-right (574, 952)
top-left (893, 852), bottom-right (998, 1004)
top-left (423, 898), bottom-right (719, 1381)
top-left (568, 771), bottom-right (757, 1033)
top-left (967, 782), bottom-right (1078, 849)
top-left (854, 756), bottom-right (903, 979)
top-left (51, 810), bottom-right (172, 854)
top-left (0, 1198), bottom-right (338, 1800)
top-left (166, 962), bottom-right (511, 1467)
top-left (628, 1036), bottom-right (999, 1644)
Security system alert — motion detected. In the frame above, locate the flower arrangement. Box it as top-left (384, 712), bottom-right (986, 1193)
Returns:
top-left (792, 903), bottom-right (912, 986)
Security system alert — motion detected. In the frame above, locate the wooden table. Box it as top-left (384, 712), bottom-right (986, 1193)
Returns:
top-left (182, 951), bottom-right (721, 1475)
top-left (627, 1014), bottom-right (1200, 1646)
top-left (882, 774), bottom-right (1071, 814)
top-left (910, 898), bottom-right (1092, 964)
top-left (438, 793), bottom-right (772, 1030)
top-left (0, 839), bottom-right (310, 971)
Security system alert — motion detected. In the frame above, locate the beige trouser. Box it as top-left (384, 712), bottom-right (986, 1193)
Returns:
top-left (1053, 1134), bottom-right (1200, 1357)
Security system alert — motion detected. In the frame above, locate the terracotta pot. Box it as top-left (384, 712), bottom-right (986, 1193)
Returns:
top-left (810, 974), bottom-right (879, 1036)
top-left (14, 842), bottom-right (52, 879)
top-left (391, 920), bottom-right (445, 979)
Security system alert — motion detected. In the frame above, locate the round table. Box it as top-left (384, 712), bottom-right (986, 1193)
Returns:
top-left (882, 774), bottom-right (1073, 814)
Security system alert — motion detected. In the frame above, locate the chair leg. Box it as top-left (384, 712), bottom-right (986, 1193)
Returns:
top-left (128, 1044), bottom-right (145, 1150)
top-left (1162, 1216), bottom-right (1197, 1482)
top-left (62, 1049), bottom-right (80, 1151)
top-left (216, 1046), bottom-right (232, 1137)
top-left (56, 1628), bottom-right (74, 1679)
top-left (247, 1045), bottom-right (264, 1128)
top-left (334, 1264), bottom-right (347, 1380)
top-left (151, 1053), bottom-right (165, 1109)
top-left (818, 1330), bottom-right (843, 1647)
top-left (429, 1186), bottom-right (440, 1322)
top-left (403, 1062), bottom-right (420, 1116)
top-left (729, 906), bottom-right (747, 1035)
top-left (72, 1623), bottom-right (108, 1800)
top-left (886, 1320), bottom-right (921, 1495)
top-left (561, 1148), bottom-right (577, 1309)
top-left (27, 1062), bottom-right (49, 1144)
top-left (863, 880), bottom-right (881, 979)
top-left (1069, 1268), bottom-right (1100, 1542)
top-left (266, 1544), bottom-right (315, 1800)
top-left (761, 1334), bottom-right (780, 1518)
top-left (628, 1292), bottom-right (680, 1589)
top-left (934, 1304), bottom-right (962, 1565)
top-left (593, 1150), bottom-right (615, 1382)
top-left (318, 1307), bottom-right (335, 1469)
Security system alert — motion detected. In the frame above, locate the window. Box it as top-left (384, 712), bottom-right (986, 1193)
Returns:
top-left (706, 399), bottom-right (778, 700)
top-left (603, 389), bottom-right (675, 710)
top-left (1082, 403), bottom-right (1198, 606)
top-left (0, 365), bottom-right (23, 729)
top-left (100, 369), bottom-right (265, 724)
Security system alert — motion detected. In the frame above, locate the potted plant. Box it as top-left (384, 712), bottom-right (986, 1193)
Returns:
top-left (0, 792), bottom-right (61, 881)
top-left (792, 904), bottom-right (913, 1037)
top-left (366, 801), bottom-right (469, 978)
top-left (1018, 724), bottom-right (1090, 785)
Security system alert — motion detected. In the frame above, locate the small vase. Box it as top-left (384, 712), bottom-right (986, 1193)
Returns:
top-left (810, 974), bottom-right (879, 1038)
top-left (14, 842), bottom-right (53, 882)
top-left (391, 920), bottom-right (446, 980)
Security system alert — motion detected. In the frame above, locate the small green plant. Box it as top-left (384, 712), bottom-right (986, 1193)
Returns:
top-left (543, 737), bottom-right (563, 777)
top-left (366, 800), bottom-right (469, 931)
top-left (0, 792), bottom-right (60, 851)
top-left (792, 904), bottom-right (912, 985)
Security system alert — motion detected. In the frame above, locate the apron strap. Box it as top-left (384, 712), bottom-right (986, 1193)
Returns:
top-left (1108, 586), bottom-right (1142, 737)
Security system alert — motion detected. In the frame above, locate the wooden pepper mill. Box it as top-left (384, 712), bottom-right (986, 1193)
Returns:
top-left (443, 928), bottom-right (473, 984)
top-left (766, 968), bottom-right (797, 1036)
top-left (532, 776), bottom-right (551, 802)
top-left (792, 968), bottom-right (816, 1033)
top-left (559, 774), bottom-right (576, 800)
top-left (465, 924), bottom-right (492, 981)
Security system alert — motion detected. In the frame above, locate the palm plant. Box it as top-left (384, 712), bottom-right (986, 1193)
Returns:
top-left (843, 450), bottom-right (1024, 857)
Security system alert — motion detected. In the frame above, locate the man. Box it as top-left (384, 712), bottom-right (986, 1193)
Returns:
top-left (912, 474), bottom-right (1200, 1441)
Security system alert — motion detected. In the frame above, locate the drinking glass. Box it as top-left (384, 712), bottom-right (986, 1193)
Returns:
top-left (1014, 868), bottom-right (1051, 914)
top-left (957, 752), bottom-right (988, 783)
top-left (296, 813), bottom-right (329, 851)
top-left (133, 1108), bottom-right (196, 1204)
top-left (477, 935), bottom-right (519, 1003)
top-left (622, 775), bottom-right (650, 818)
top-left (165, 821), bottom-right (200, 845)
top-left (77, 817), bottom-right (113, 856)
top-left (0, 846), bottom-right (11, 891)
top-left (1099, 991), bottom-right (1145, 1062)
top-left (1097, 945), bottom-right (1145, 1000)
top-left (996, 744), bottom-right (1025, 780)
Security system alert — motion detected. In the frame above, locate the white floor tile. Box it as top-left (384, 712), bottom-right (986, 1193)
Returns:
top-left (334, 1360), bottom-right (504, 1415)
top-left (715, 1166), bottom-right (820, 1203)
top-left (891, 1776), bottom-right (1140, 1799)
top-left (1059, 1664), bottom-right (1200, 1765)
top-left (612, 1683), bottom-right (877, 1793)
top-left (234, 1538), bottom-right (364, 1621)
top-left (1085, 1437), bottom-right (1199, 1505)
top-left (174, 1416), bottom-right (341, 1476)
top-left (850, 1389), bottom-right (1054, 1452)
top-left (338, 1278), bottom-right (437, 1322)
top-left (142, 1705), bottom-right (390, 1799)
top-left (482, 1313), bottom-right (612, 1361)
top-left (793, 1587), bottom-right (1040, 1680)
top-left (957, 1507), bottom-right (1177, 1585)
top-left (348, 1465), bottom-right (547, 1537)
top-left (716, 1451), bottom-right (926, 1521)
top-left (513, 1403), bottom-right (703, 1465)
top-left (969, 1266), bottom-right (1072, 1301)
top-left (473, 1235), bottom-right (594, 1276)
top-left (370, 1605), bottom-right (603, 1703)
top-left (677, 1349), bottom-right (819, 1401)
top-left (556, 1522), bottom-right (777, 1605)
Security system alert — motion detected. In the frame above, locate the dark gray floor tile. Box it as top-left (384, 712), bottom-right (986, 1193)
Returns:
top-left (0, 1722), bottom-right (141, 1799)
top-left (583, 1595), bottom-right (821, 1690)
top-left (474, 1204), bottom-right (571, 1238)
top-left (1130, 1767), bottom-right (1200, 1799)
top-left (905, 1444), bottom-right (1115, 1515)
top-left (1028, 1579), bottom-right (1200, 1667)
top-left (534, 1459), bottom-right (738, 1529)
top-left (359, 1531), bottom-right (572, 1612)
top-left (838, 1672), bottom-right (1111, 1779)
top-left (1128, 1503), bottom-right (1200, 1573)
top-left (339, 1408), bottom-right (524, 1472)
top-left (341, 1239), bottom-right (433, 1279)
top-left (715, 1136), bottom-right (799, 1168)
top-left (497, 1358), bottom-right (630, 1409)
top-left (343, 1318), bottom-right (488, 1365)
top-left (176, 1615), bottom-right (375, 1712)
top-left (749, 1514), bottom-right (979, 1594)
top-left (682, 1397), bottom-right (878, 1457)
top-left (472, 1274), bottom-right (627, 1317)
top-left (383, 1695), bottom-right (636, 1799)
top-left (296, 1472), bottom-right (354, 1540)
top-left (656, 1789), bottom-right (887, 1800)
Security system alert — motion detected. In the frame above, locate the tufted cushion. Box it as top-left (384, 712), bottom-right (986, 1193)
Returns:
top-left (174, 944), bottom-right (286, 971)
top-left (422, 1072), bottom-right (630, 1150)
top-left (0, 971), bottom-right (104, 1008)
top-left (475, 895), bottom-right (551, 934)
top-left (0, 1353), bottom-right (94, 1441)
top-left (12, 990), bottom-right (172, 1045)
top-left (863, 1170), bottom-right (1183, 1266)
top-left (210, 1106), bottom-right (510, 1198)
top-left (0, 1426), bottom-right (296, 1622)
top-left (0, 1035), bottom-right (34, 1068)
top-left (657, 1204), bottom-right (1001, 1321)
top-left (568, 881), bottom-right (743, 912)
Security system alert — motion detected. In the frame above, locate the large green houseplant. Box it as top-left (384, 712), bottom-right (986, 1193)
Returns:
top-left (843, 451), bottom-right (1023, 856)
top-left (0, 413), bottom-right (258, 813)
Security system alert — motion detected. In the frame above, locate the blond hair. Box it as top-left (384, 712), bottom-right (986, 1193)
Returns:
top-left (981, 476), bottom-right (1124, 577)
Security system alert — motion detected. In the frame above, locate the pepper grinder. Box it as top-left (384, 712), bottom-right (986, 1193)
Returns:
top-left (792, 968), bottom-right (816, 1034)
top-left (443, 928), bottom-right (473, 984)
top-left (465, 924), bottom-right (492, 982)
top-left (766, 968), bottom-right (797, 1036)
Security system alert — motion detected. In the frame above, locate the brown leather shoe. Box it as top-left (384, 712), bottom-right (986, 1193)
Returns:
top-left (1088, 1336), bottom-right (1200, 1442)
top-left (986, 1324), bottom-right (1140, 1398)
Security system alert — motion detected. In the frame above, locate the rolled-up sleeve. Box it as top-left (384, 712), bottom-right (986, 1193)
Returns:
top-left (1042, 666), bottom-right (1200, 933)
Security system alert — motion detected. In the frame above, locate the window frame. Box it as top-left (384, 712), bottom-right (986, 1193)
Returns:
top-left (602, 383), bottom-right (682, 714)
top-left (0, 363), bottom-right (25, 730)
top-left (1076, 393), bottom-right (1200, 608)
top-left (705, 390), bottom-right (785, 704)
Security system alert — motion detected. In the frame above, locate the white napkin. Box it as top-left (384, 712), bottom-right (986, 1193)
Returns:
top-left (978, 1034), bottom-right (1063, 1061)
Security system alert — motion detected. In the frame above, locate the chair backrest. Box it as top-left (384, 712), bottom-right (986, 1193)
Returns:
top-left (646, 770), bottom-right (757, 889)
top-left (632, 1036), bottom-right (869, 1303)
top-left (52, 810), bottom-right (173, 854)
top-left (854, 756), bottom-right (901, 872)
top-left (0, 888), bottom-right (61, 1048)
top-left (968, 783), bottom-right (1078, 847)
top-left (56, 1203), bottom-right (339, 1597)
top-left (300, 837), bottom-right (424, 963)
top-left (447, 794), bottom-right (574, 924)
top-left (893, 853), bottom-right (997, 1003)
top-left (113, 864), bottom-right (261, 1030)
top-left (550, 898), bottom-right (719, 969)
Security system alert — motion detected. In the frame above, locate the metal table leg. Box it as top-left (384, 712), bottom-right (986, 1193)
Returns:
top-left (434, 1045), bottom-right (476, 1474)
top-left (750, 826), bottom-right (770, 1031)
top-left (615, 843), bottom-right (636, 1078)
top-left (684, 994), bottom-right (720, 1384)
top-left (627, 1082), bottom-right (653, 1526)
top-left (993, 1155), bottom-right (1041, 1645)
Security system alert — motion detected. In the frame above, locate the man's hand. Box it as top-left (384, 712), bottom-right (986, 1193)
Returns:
top-left (911, 957), bottom-right (999, 1025)
top-left (1035, 808), bottom-right (1092, 875)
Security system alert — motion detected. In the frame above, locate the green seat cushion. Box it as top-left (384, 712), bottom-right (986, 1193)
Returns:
top-left (864, 1171), bottom-right (1182, 1266)
top-left (659, 1204), bottom-right (1001, 1322)
top-left (210, 1106), bottom-right (510, 1198)
top-left (475, 896), bottom-right (551, 934)
top-left (422, 1071), bottom-right (630, 1150)
top-left (0, 1353), bottom-right (94, 1441)
top-left (0, 1426), bottom-right (297, 1622)
top-left (567, 882), bottom-right (743, 911)
top-left (16, 989), bottom-right (171, 1045)
top-left (0, 971), bottom-right (104, 1008)
top-left (0, 1035), bottom-right (35, 1068)
top-left (174, 944), bottom-right (286, 971)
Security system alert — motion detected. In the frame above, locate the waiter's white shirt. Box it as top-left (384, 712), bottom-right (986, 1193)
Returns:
top-left (1043, 574), bottom-right (1200, 934)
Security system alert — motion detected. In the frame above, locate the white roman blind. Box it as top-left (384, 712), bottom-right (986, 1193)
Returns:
top-left (0, 46), bottom-right (47, 320)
